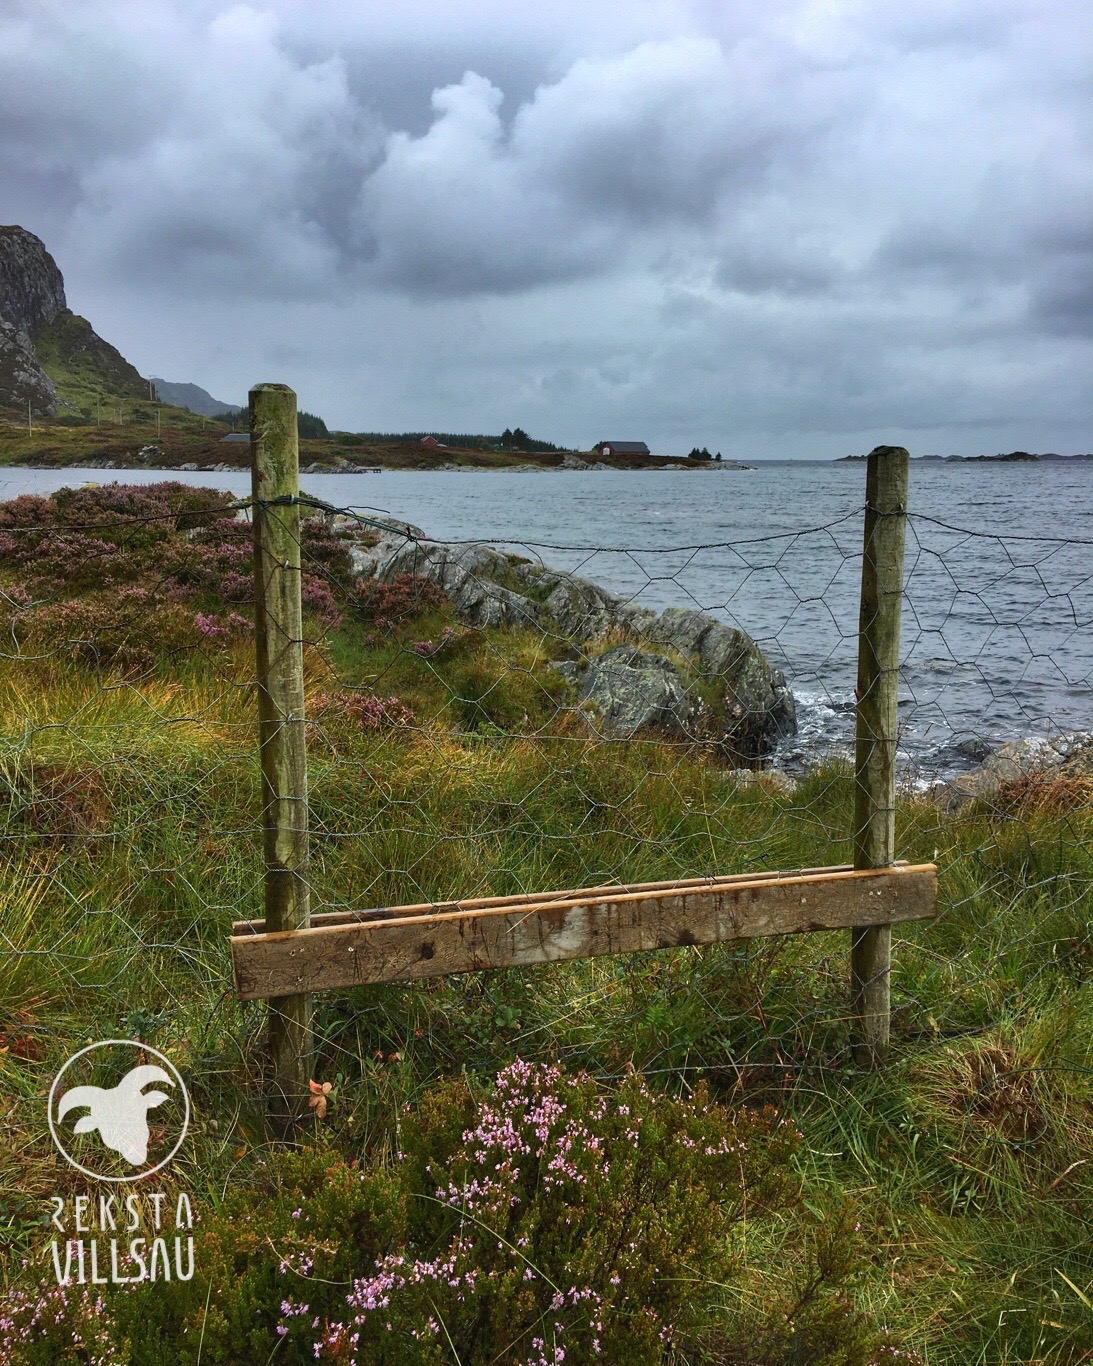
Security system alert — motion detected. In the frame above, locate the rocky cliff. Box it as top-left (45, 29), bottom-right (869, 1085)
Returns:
top-left (0, 226), bottom-right (67, 336)
top-left (0, 225), bottom-right (148, 416)
top-left (0, 226), bottom-right (62, 414)
top-left (0, 318), bottom-right (56, 415)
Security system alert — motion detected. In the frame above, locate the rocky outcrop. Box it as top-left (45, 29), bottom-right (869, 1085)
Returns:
top-left (0, 224), bottom-right (148, 414)
top-left (0, 226), bottom-right (66, 416)
top-left (931, 732), bottom-right (1093, 810)
top-left (0, 226), bottom-right (67, 337)
top-left (341, 517), bottom-right (796, 762)
top-left (557, 647), bottom-right (693, 739)
top-left (560, 454), bottom-right (612, 471)
top-left (0, 318), bottom-right (56, 414)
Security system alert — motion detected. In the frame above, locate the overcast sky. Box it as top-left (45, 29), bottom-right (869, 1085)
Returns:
top-left (2, 0), bottom-right (1091, 457)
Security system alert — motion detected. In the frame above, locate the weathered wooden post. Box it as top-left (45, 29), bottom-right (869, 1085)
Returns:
top-left (851, 444), bottom-right (909, 1067)
top-left (251, 383), bottom-right (312, 1135)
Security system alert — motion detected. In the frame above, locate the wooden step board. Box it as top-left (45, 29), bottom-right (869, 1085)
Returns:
top-left (230, 862), bottom-right (936, 1000)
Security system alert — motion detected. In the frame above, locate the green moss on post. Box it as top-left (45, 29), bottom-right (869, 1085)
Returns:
top-left (251, 382), bottom-right (312, 1136)
top-left (851, 445), bottom-right (910, 1067)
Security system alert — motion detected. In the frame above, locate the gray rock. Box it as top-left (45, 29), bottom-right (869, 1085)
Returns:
top-left (932, 731), bottom-right (1093, 809)
top-left (381, 540), bottom-right (544, 630)
top-left (641, 606), bottom-right (796, 746)
top-left (0, 226), bottom-right (67, 337)
top-left (560, 454), bottom-right (612, 471)
top-left (952, 736), bottom-right (993, 762)
top-left (572, 646), bottom-right (692, 739)
top-left (0, 318), bottom-right (56, 415)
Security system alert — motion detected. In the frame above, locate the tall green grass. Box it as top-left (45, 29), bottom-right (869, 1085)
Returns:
top-left (1, 619), bottom-right (1091, 1362)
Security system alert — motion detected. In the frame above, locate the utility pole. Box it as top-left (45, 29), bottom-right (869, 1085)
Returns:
top-left (156, 408), bottom-right (161, 438)
top-left (27, 400), bottom-right (32, 435)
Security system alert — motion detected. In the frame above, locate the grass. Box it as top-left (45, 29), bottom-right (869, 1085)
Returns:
top-left (0, 488), bottom-right (1091, 1362)
top-left (32, 309), bottom-right (151, 413)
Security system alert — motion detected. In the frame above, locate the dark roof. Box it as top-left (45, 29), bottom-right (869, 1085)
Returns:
top-left (219, 432), bottom-right (250, 443)
top-left (601, 440), bottom-right (649, 453)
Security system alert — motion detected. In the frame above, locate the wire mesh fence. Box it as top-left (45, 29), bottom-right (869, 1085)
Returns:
top-left (1, 448), bottom-right (1091, 1361)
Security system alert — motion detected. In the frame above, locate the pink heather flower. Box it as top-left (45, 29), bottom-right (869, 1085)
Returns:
top-left (193, 612), bottom-right (228, 637)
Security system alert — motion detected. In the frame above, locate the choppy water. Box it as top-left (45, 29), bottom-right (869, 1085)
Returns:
top-left (3, 460), bottom-right (1091, 777)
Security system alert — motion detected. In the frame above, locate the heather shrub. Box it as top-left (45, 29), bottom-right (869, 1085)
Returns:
top-left (51, 481), bottom-right (234, 534)
top-left (1, 1067), bottom-right (921, 1365)
top-left (106, 1149), bottom-right (406, 1366)
top-left (353, 573), bottom-right (448, 631)
top-left (0, 1284), bottom-right (124, 1365)
top-left (17, 595), bottom-right (204, 675)
top-left (301, 576), bottom-right (341, 627)
top-left (0, 488), bottom-right (360, 643)
top-left (313, 689), bottom-right (416, 730)
top-left (300, 515), bottom-right (356, 580)
top-left (0, 493), bottom-right (56, 530)
top-left (309, 1061), bottom-right (803, 1365)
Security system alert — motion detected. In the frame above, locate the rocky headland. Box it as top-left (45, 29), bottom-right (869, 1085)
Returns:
top-left (0, 225), bottom-right (149, 417)
top-left (339, 514), bottom-right (797, 763)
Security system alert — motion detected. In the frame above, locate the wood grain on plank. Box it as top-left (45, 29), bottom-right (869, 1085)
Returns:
top-left (231, 863), bottom-right (936, 1000)
top-left (231, 861), bottom-right (912, 935)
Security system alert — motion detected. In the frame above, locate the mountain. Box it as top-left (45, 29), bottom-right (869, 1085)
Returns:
top-left (0, 225), bottom-right (149, 416)
top-left (150, 379), bottom-right (240, 418)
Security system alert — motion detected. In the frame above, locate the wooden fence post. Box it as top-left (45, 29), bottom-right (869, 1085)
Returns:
top-left (851, 444), bottom-right (910, 1067)
top-left (251, 383), bottom-right (312, 1135)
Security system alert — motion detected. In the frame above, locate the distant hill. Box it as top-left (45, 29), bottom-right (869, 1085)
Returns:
top-left (0, 224), bottom-right (150, 416)
top-left (151, 379), bottom-right (241, 418)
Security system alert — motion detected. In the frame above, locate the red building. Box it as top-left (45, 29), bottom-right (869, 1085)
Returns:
top-left (597, 441), bottom-right (649, 457)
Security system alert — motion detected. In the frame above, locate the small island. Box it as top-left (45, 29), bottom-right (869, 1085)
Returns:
top-left (838, 450), bottom-right (1093, 463)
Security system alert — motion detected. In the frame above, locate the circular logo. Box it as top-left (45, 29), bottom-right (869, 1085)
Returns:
top-left (47, 1040), bottom-right (190, 1182)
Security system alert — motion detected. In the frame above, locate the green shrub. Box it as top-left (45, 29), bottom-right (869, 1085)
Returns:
top-left (305, 1061), bottom-right (803, 1364)
top-left (111, 1149), bottom-right (406, 1366)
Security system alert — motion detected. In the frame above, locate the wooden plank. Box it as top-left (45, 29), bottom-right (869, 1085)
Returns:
top-left (231, 861), bottom-right (911, 935)
top-left (231, 863), bottom-right (936, 1000)
top-left (851, 444), bottom-right (910, 1066)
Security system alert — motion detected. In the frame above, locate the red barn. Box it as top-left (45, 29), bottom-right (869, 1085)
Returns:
top-left (597, 441), bottom-right (649, 457)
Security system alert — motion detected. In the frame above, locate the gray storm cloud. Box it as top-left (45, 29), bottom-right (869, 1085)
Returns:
top-left (1, 0), bottom-right (1090, 452)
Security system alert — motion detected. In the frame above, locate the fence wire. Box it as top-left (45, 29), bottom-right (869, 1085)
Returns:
top-left (0, 473), bottom-right (1091, 1360)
